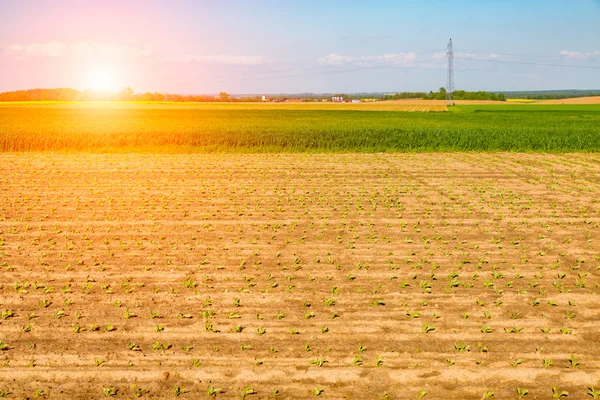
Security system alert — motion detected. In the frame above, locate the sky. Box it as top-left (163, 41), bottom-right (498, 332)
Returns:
top-left (1, 0), bottom-right (599, 94)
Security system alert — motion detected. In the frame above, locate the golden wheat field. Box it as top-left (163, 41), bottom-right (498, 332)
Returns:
top-left (1, 152), bottom-right (600, 399)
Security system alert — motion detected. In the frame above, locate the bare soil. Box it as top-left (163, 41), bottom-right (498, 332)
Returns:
top-left (537, 96), bottom-right (600, 104)
top-left (1, 153), bottom-right (600, 399)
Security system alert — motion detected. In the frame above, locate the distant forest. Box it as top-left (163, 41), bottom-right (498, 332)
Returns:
top-left (497, 90), bottom-right (600, 100)
top-left (0, 88), bottom-right (261, 102)
top-left (423, 88), bottom-right (506, 101)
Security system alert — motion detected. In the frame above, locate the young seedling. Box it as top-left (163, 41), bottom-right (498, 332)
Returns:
top-left (103, 387), bottom-right (117, 397)
top-left (510, 359), bottom-right (524, 367)
top-left (241, 386), bottom-right (255, 399)
top-left (127, 342), bottom-right (141, 352)
top-left (131, 385), bottom-right (146, 398)
top-left (454, 343), bottom-right (469, 352)
top-left (173, 384), bottom-right (188, 397)
top-left (551, 386), bottom-right (568, 399)
top-left (309, 358), bottom-right (327, 367)
top-left (1, 310), bottom-right (14, 320)
top-left (312, 387), bottom-right (324, 397)
top-left (207, 386), bottom-right (222, 397)
top-left (588, 386), bottom-right (600, 399)
top-left (568, 354), bottom-right (580, 368)
top-left (516, 388), bottom-right (528, 399)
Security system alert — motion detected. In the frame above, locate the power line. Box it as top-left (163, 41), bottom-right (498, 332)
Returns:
top-left (454, 56), bottom-right (600, 70)
top-left (455, 49), bottom-right (564, 59)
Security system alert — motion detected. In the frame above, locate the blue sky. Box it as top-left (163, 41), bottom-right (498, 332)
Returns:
top-left (1, 0), bottom-right (599, 93)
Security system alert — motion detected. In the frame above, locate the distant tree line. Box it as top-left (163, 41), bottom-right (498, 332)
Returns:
top-left (382, 92), bottom-right (427, 100)
top-left (423, 87), bottom-right (506, 101)
top-left (0, 88), bottom-right (265, 102)
top-left (499, 90), bottom-right (600, 100)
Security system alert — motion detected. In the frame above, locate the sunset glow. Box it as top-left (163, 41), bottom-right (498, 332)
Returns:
top-left (86, 65), bottom-right (116, 92)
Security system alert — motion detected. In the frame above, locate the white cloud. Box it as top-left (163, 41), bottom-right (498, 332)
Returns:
top-left (165, 54), bottom-right (271, 65)
top-left (5, 41), bottom-right (153, 59)
top-left (559, 50), bottom-right (600, 60)
top-left (5, 41), bottom-right (67, 58)
top-left (317, 52), bottom-right (417, 67)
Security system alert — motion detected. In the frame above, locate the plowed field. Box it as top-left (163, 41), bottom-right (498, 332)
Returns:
top-left (1, 153), bottom-right (600, 399)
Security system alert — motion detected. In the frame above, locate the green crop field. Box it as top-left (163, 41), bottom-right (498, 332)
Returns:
top-left (1, 102), bottom-right (599, 152)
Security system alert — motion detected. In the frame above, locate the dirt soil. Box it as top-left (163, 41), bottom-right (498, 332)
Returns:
top-left (1, 153), bottom-right (600, 399)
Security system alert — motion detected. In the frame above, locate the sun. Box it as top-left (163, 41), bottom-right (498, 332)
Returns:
top-left (87, 65), bottom-right (115, 92)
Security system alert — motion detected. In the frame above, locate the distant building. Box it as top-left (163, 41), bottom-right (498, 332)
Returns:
top-left (332, 96), bottom-right (345, 102)
top-left (261, 95), bottom-right (270, 102)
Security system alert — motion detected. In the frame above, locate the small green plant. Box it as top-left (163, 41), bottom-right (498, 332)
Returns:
top-left (516, 388), bottom-right (528, 399)
top-left (127, 342), bottom-right (141, 351)
top-left (312, 387), bottom-right (324, 397)
top-left (207, 386), bottom-right (222, 397)
top-left (510, 359), bottom-right (524, 367)
top-left (131, 385), bottom-right (146, 398)
top-left (103, 387), bottom-right (117, 397)
top-left (552, 386), bottom-right (568, 399)
top-left (588, 386), bottom-right (600, 399)
top-left (241, 386), bottom-right (256, 399)
top-left (310, 358), bottom-right (327, 367)
top-left (173, 384), bottom-right (188, 397)
top-left (422, 323), bottom-right (435, 333)
top-left (1, 310), bottom-right (14, 320)
top-left (569, 354), bottom-right (580, 368)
